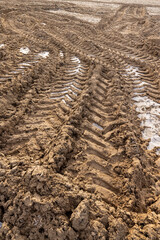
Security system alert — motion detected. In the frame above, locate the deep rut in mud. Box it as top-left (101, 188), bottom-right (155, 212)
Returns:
top-left (0, 1), bottom-right (160, 239)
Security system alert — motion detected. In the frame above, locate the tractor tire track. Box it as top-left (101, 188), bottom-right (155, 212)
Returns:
top-left (0, 2), bottom-right (160, 240)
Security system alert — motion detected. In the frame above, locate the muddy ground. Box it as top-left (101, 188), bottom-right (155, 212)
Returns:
top-left (0, 0), bottom-right (160, 239)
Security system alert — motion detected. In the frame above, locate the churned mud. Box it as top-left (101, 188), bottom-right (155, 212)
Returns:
top-left (0, 0), bottom-right (160, 239)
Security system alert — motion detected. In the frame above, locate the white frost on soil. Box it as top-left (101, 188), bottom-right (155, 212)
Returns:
top-left (50, 95), bottom-right (64, 100)
top-left (126, 65), bottom-right (140, 77)
top-left (66, 94), bottom-right (73, 101)
top-left (50, 56), bottom-right (83, 103)
top-left (71, 56), bottom-right (81, 64)
top-left (137, 81), bottom-right (149, 87)
top-left (62, 99), bottom-right (66, 104)
top-left (37, 51), bottom-right (49, 58)
top-left (19, 63), bottom-right (31, 68)
top-left (68, 56), bottom-right (81, 74)
top-left (126, 65), bottom-right (160, 154)
top-left (70, 84), bottom-right (81, 91)
top-left (62, 99), bottom-right (70, 107)
top-left (52, 90), bottom-right (68, 95)
top-left (48, 10), bottom-right (101, 24)
top-left (20, 47), bottom-right (30, 54)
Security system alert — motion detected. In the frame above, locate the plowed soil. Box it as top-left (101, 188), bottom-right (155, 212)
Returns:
top-left (0, 0), bottom-right (160, 239)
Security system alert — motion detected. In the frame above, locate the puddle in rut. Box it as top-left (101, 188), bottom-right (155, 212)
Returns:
top-left (19, 63), bottom-right (31, 68)
top-left (92, 123), bottom-right (103, 131)
top-left (127, 65), bottom-right (160, 154)
top-left (133, 96), bottom-right (160, 152)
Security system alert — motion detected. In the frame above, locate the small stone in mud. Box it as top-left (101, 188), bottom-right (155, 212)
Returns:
top-left (114, 166), bottom-right (122, 174)
top-left (155, 158), bottom-right (160, 167)
top-left (99, 215), bottom-right (109, 228)
top-left (67, 227), bottom-right (78, 240)
top-left (71, 200), bottom-right (89, 231)
top-left (23, 192), bottom-right (32, 207)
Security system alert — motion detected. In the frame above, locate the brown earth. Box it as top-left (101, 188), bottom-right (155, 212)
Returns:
top-left (0, 0), bottom-right (160, 239)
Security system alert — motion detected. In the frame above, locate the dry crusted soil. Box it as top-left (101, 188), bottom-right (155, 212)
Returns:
top-left (0, 0), bottom-right (160, 239)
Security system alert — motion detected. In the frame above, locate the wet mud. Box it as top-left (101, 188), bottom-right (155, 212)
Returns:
top-left (0, 0), bottom-right (160, 239)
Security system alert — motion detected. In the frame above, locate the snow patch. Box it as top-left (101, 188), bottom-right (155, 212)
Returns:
top-left (0, 44), bottom-right (5, 48)
top-left (128, 65), bottom-right (160, 154)
top-left (19, 63), bottom-right (31, 68)
top-left (126, 65), bottom-right (140, 77)
top-left (37, 51), bottom-right (49, 58)
top-left (20, 47), bottom-right (30, 54)
top-left (60, 51), bottom-right (64, 58)
top-left (68, 56), bottom-right (81, 74)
